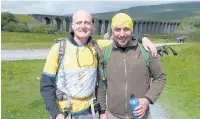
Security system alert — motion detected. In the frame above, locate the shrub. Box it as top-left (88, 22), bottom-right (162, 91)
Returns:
top-left (2, 22), bottom-right (17, 32)
top-left (56, 30), bottom-right (67, 35)
top-left (30, 25), bottom-right (41, 33)
top-left (30, 25), bottom-right (57, 34)
top-left (16, 24), bottom-right (29, 32)
top-left (193, 20), bottom-right (200, 27)
top-left (190, 20), bottom-right (200, 28)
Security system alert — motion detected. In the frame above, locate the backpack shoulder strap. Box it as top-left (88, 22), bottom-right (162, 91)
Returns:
top-left (56, 38), bottom-right (67, 74)
top-left (100, 43), bottom-right (113, 90)
top-left (138, 42), bottom-right (150, 68)
top-left (103, 44), bottom-right (113, 65)
top-left (91, 40), bottom-right (101, 61)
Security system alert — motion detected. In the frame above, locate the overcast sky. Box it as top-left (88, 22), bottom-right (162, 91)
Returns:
top-left (1, 0), bottom-right (200, 15)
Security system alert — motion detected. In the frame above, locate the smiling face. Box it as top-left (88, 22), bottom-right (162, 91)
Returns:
top-left (72, 10), bottom-right (93, 41)
top-left (113, 25), bottom-right (132, 47)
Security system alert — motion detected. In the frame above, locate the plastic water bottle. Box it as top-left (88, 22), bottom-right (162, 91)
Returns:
top-left (129, 94), bottom-right (140, 119)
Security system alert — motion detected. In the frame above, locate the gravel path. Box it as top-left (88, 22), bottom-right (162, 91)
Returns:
top-left (2, 48), bottom-right (50, 61)
top-left (150, 103), bottom-right (172, 119)
top-left (1, 43), bottom-right (181, 119)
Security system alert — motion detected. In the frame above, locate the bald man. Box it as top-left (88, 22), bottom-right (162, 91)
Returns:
top-left (40, 10), bottom-right (157, 119)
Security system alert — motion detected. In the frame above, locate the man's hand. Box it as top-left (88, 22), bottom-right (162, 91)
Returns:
top-left (133, 98), bottom-right (149, 119)
top-left (56, 114), bottom-right (65, 119)
top-left (142, 37), bottom-right (157, 57)
top-left (100, 114), bottom-right (108, 119)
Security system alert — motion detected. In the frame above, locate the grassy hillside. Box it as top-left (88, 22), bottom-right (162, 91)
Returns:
top-left (93, 2), bottom-right (200, 20)
top-left (12, 2), bottom-right (200, 24)
top-left (14, 14), bottom-right (41, 27)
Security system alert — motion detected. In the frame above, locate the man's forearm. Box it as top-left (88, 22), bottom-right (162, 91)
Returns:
top-left (40, 74), bottom-right (61, 118)
top-left (145, 76), bottom-right (166, 103)
top-left (145, 56), bottom-right (166, 103)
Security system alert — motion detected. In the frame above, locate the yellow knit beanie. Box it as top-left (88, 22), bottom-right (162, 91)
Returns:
top-left (111, 13), bottom-right (133, 31)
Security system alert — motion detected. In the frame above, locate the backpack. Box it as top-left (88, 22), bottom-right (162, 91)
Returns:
top-left (100, 42), bottom-right (150, 90)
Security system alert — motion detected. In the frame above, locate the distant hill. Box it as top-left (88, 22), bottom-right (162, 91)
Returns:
top-left (92, 2), bottom-right (200, 20)
top-left (12, 2), bottom-right (200, 29)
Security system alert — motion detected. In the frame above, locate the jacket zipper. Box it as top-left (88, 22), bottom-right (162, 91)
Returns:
top-left (123, 53), bottom-right (128, 119)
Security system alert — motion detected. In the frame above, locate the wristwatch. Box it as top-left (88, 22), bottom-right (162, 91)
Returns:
top-left (99, 110), bottom-right (106, 114)
top-left (145, 97), bottom-right (153, 104)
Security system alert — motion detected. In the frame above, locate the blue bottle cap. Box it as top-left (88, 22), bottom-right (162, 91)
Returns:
top-left (130, 94), bottom-right (135, 99)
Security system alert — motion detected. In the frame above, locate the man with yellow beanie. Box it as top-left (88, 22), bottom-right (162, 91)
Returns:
top-left (97, 13), bottom-right (166, 119)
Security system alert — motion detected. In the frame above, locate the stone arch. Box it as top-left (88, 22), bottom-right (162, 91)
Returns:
top-left (166, 22), bottom-right (171, 34)
top-left (171, 23), bottom-right (175, 32)
top-left (92, 20), bottom-right (95, 34)
top-left (158, 22), bottom-right (163, 34)
top-left (146, 22), bottom-right (150, 34)
top-left (65, 18), bottom-right (70, 32)
top-left (44, 17), bottom-right (51, 25)
top-left (138, 22), bottom-right (142, 34)
top-left (133, 22), bottom-right (137, 34)
top-left (105, 20), bottom-right (109, 33)
top-left (150, 22), bottom-right (154, 34)
top-left (163, 23), bottom-right (167, 34)
top-left (175, 22), bottom-right (180, 32)
top-left (55, 17), bottom-right (62, 30)
top-left (98, 20), bottom-right (103, 35)
top-left (170, 23), bottom-right (174, 33)
top-left (155, 22), bottom-right (159, 34)
top-left (177, 22), bottom-right (180, 26)
top-left (142, 22), bottom-right (146, 34)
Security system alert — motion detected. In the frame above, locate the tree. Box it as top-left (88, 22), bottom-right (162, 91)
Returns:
top-left (1, 12), bottom-right (18, 23)
top-left (1, 12), bottom-right (19, 30)
top-left (1, 19), bottom-right (8, 28)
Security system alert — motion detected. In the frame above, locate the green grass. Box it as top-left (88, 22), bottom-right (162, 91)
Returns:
top-left (147, 27), bottom-right (200, 43)
top-left (158, 43), bottom-right (200, 119)
top-left (1, 32), bottom-right (68, 49)
top-left (1, 43), bottom-right (200, 119)
top-left (176, 22), bottom-right (185, 31)
top-left (1, 26), bottom-right (199, 49)
top-left (146, 34), bottom-right (177, 43)
top-left (187, 28), bottom-right (200, 42)
top-left (1, 32), bottom-right (103, 49)
top-left (1, 60), bottom-right (49, 119)
top-left (1, 43), bottom-right (54, 49)
top-left (1, 32), bottom-right (67, 43)
top-left (14, 14), bottom-right (41, 25)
